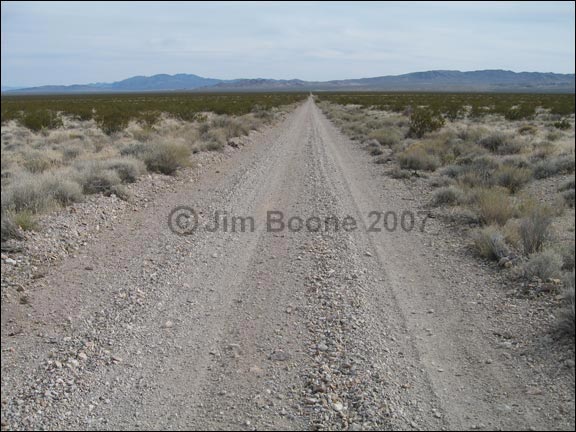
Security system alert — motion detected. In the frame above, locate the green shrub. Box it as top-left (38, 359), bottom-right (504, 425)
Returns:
top-left (20, 110), bottom-right (63, 131)
top-left (553, 118), bottom-right (571, 130)
top-left (408, 108), bottom-right (445, 138)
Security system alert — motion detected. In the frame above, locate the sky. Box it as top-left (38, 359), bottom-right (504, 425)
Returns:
top-left (1, 1), bottom-right (574, 87)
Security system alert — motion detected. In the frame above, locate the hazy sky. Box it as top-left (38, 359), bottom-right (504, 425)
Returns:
top-left (1, 1), bottom-right (574, 87)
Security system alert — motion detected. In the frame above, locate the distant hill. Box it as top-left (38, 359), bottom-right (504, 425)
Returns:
top-left (7, 73), bottom-right (224, 94)
top-left (4, 70), bottom-right (574, 94)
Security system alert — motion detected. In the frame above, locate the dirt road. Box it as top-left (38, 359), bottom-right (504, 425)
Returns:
top-left (1, 98), bottom-right (574, 430)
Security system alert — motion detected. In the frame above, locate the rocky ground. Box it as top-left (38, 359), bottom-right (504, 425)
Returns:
top-left (1, 98), bottom-right (574, 430)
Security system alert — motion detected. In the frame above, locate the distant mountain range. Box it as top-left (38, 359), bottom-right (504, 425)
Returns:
top-left (4, 70), bottom-right (575, 94)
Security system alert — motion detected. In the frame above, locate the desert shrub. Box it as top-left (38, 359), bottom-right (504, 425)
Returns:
top-left (104, 158), bottom-right (146, 183)
top-left (501, 156), bottom-right (532, 169)
top-left (109, 184), bottom-right (131, 201)
top-left (368, 128), bottom-right (402, 147)
top-left (22, 151), bottom-right (60, 173)
top-left (559, 271), bottom-right (575, 336)
top-left (2, 172), bottom-right (83, 213)
top-left (61, 145), bottom-right (83, 161)
top-left (20, 110), bottom-right (63, 131)
top-left (138, 110), bottom-right (161, 128)
top-left (388, 167), bottom-right (412, 179)
top-left (43, 173), bottom-right (84, 206)
top-left (1, 213), bottom-right (24, 242)
top-left (455, 155), bottom-right (500, 187)
top-left (120, 142), bottom-right (149, 158)
top-left (211, 117), bottom-right (249, 139)
top-left (203, 140), bottom-right (224, 152)
top-left (74, 162), bottom-right (122, 195)
top-left (432, 186), bottom-right (465, 206)
top-left (374, 156), bottom-right (388, 164)
top-left (142, 142), bottom-right (191, 175)
top-left (554, 244), bottom-right (575, 271)
top-left (370, 147), bottom-right (384, 156)
top-left (478, 133), bottom-right (511, 153)
top-left (563, 189), bottom-right (575, 208)
top-left (11, 210), bottom-right (38, 231)
top-left (518, 124), bottom-right (538, 136)
top-left (519, 207), bottom-right (552, 255)
top-left (523, 249), bottom-right (563, 281)
top-left (473, 225), bottom-right (510, 260)
top-left (476, 187), bottom-right (513, 226)
top-left (554, 118), bottom-right (571, 130)
top-left (558, 177), bottom-right (575, 192)
top-left (397, 146), bottom-right (440, 171)
top-left (533, 155), bottom-right (575, 179)
top-left (495, 166), bottom-right (532, 193)
top-left (408, 108), bottom-right (445, 138)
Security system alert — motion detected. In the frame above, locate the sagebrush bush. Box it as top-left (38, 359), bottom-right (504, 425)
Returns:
top-left (397, 146), bottom-right (440, 171)
top-left (523, 249), bottom-right (563, 281)
top-left (388, 167), bottom-right (412, 179)
top-left (43, 172), bottom-right (84, 206)
top-left (75, 164), bottom-right (121, 195)
top-left (11, 210), bottom-right (38, 231)
top-left (432, 186), bottom-right (465, 206)
top-left (533, 155), bottom-right (575, 179)
top-left (563, 189), bottom-right (575, 208)
top-left (104, 158), bottom-right (146, 183)
top-left (519, 207), bottom-right (552, 255)
top-left (495, 166), bottom-right (532, 193)
top-left (22, 151), bottom-right (60, 173)
top-left (368, 128), bottom-right (402, 147)
top-left (455, 155), bottom-right (500, 187)
top-left (478, 133), bottom-right (523, 155)
top-left (142, 141), bottom-right (191, 175)
top-left (478, 133), bottom-right (509, 152)
top-left (2, 171), bottom-right (83, 213)
top-left (559, 271), bottom-right (575, 336)
top-left (476, 187), bottom-right (513, 226)
top-left (370, 147), bottom-right (384, 156)
top-left (1, 213), bottom-right (24, 242)
top-left (558, 177), bottom-right (575, 192)
top-left (473, 225), bottom-right (510, 260)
